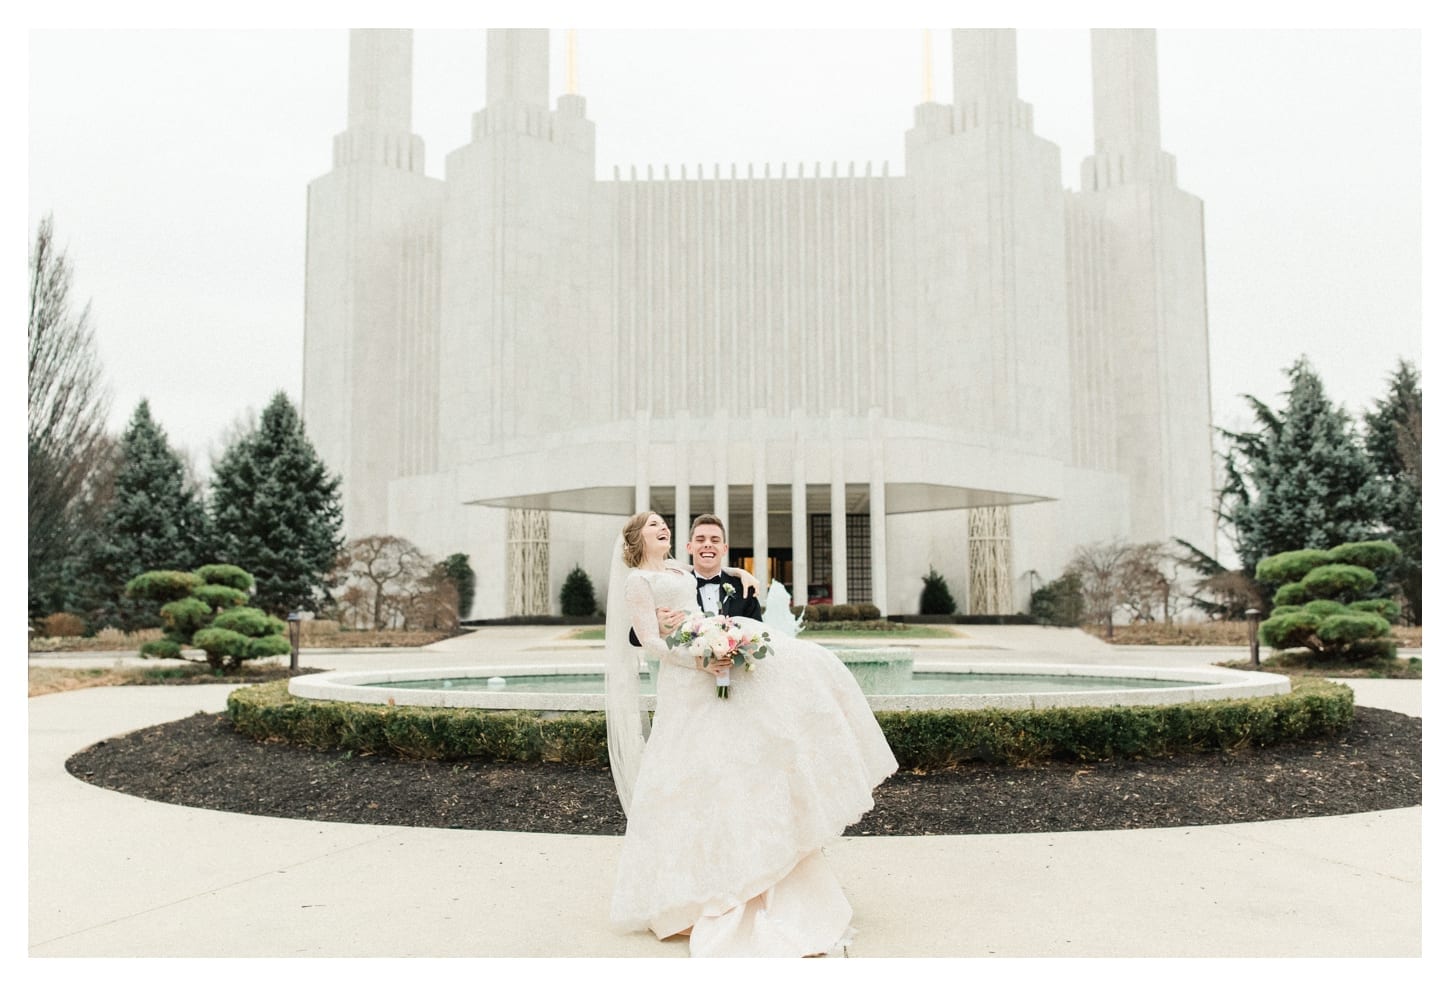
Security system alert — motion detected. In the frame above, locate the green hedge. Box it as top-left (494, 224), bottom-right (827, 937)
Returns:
top-left (228, 677), bottom-right (1353, 769)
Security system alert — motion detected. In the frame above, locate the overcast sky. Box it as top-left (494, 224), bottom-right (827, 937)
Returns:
top-left (26, 21), bottom-right (1423, 471)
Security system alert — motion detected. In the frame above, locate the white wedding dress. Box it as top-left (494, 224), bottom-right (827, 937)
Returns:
top-left (608, 564), bottom-right (898, 957)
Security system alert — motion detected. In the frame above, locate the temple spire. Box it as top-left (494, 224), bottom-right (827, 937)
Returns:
top-left (922, 29), bottom-right (934, 102)
top-left (347, 29), bottom-right (413, 132)
top-left (487, 28), bottom-right (549, 108)
top-left (1083, 28), bottom-right (1175, 186)
top-left (567, 29), bottom-right (578, 95)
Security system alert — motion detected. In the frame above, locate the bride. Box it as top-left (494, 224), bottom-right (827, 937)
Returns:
top-left (605, 511), bottom-right (898, 957)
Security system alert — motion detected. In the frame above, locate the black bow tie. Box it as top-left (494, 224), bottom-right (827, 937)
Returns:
top-left (696, 575), bottom-right (723, 587)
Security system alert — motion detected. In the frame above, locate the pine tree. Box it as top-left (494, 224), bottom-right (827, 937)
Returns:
top-left (1219, 357), bottom-right (1385, 585)
top-left (80, 401), bottom-right (209, 629)
top-left (919, 567), bottom-right (957, 615)
top-left (1362, 359), bottom-right (1421, 623)
top-left (209, 391), bottom-right (344, 616)
top-left (559, 565), bottom-right (597, 616)
top-left (439, 553), bottom-right (476, 620)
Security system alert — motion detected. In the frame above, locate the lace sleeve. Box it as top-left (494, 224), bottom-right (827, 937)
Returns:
top-left (624, 572), bottom-right (699, 670)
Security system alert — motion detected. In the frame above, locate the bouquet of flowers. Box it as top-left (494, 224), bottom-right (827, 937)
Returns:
top-left (665, 613), bottom-right (772, 699)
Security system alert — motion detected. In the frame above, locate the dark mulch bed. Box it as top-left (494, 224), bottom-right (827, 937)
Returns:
top-left (66, 705), bottom-right (1420, 836)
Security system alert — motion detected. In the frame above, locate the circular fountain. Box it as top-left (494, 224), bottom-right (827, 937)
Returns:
top-left (288, 652), bottom-right (1288, 713)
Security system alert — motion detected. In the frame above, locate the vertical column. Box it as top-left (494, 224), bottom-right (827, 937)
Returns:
top-left (674, 412), bottom-right (691, 548)
top-left (713, 407), bottom-right (730, 524)
top-left (868, 408), bottom-right (887, 614)
top-left (830, 411), bottom-right (848, 604)
top-left (634, 410), bottom-right (650, 513)
top-left (791, 414), bottom-right (808, 607)
top-left (752, 409), bottom-right (769, 586)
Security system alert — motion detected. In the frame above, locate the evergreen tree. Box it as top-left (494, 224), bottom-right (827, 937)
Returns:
top-left (919, 567), bottom-right (957, 615)
top-left (209, 391), bottom-right (344, 616)
top-left (559, 565), bottom-right (597, 616)
top-left (1219, 357), bottom-right (1385, 586)
top-left (439, 553), bottom-right (476, 620)
top-left (79, 401), bottom-right (209, 629)
top-left (1362, 359), bottom-right (1421, 624)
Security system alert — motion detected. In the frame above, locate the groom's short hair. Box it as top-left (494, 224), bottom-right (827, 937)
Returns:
top-left (689, 514), bottom-right (728, 541)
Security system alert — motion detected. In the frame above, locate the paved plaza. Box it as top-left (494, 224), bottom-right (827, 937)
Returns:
top-left (28, 626), bottom-right (1422, 959)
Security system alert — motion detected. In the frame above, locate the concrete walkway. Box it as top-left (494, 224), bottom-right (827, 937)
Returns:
top-left (28, 627), bottom-right (1422, 958)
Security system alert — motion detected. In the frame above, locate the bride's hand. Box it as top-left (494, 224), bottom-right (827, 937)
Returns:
top-left (656, 607), bottom-right (685, 633)
top-left (703, 656), bottom-right (733, 675)
top-left (726, 567), bottom-right (761, 596)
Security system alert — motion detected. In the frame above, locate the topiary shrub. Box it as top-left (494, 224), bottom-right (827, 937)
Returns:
top-left (1255, 542), bottom-right (1400, 664)
top-left (126, 563), bottom-right (281, 672)
top-left (124, 570), bottom-right (203, 603)
top-left (139, 638), bottom-right (182, 660)
top-left (919, 567), bottom-right (958, 616)
top-left (828, 604), bottom-right (860, 621)
top-left (1299, 564), bottom-right (1376, 602)
top-left (1327, 540), bottom-right (1401, 571)
top-left (857, 603), bottom-right (882, 621)
top-left (1255, 549), bottom-right (1333, 585)
top-left (192, 584), bottom-right (249, 610)
top-left (801, 605), bottom-right (823, 623)
top-left (194, 564), bottom-right (254, 592)
top-left (559, 565), bottom-right (597, 617)
top-left (1350, 598), bottom-right (1400, 621)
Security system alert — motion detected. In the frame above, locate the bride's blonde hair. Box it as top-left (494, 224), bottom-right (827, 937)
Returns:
top-left (621, 511), bottom-right (666, 568)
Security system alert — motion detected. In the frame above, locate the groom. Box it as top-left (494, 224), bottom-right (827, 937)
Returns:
top-left (685, 513), bottom-right (762, 619)
top-left (630, 513), bottom-right (762, 646)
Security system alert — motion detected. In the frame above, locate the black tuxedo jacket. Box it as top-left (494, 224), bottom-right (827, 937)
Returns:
top-left (628, 570), bottom-right (763, 647)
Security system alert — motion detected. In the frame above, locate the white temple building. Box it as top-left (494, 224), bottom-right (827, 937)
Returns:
top-left (302, 28), bottom-right (1215, 619)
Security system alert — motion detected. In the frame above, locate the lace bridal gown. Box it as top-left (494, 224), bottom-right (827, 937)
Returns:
top-left (607, 563), bottom-right (898, 957)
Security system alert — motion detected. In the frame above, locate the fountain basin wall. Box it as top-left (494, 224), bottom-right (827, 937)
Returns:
top-left (288, 661), bottom-right (1290, 712)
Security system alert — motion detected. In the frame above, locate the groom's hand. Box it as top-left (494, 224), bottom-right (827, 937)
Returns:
top-left (656, 607), bottom-right (685, 633)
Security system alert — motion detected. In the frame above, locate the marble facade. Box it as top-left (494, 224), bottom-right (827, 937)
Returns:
top-left (303, 28), bottom-right (1215, 618)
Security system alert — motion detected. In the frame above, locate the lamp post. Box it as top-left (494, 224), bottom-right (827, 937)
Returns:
top-left (1245, 608), bottom-right (1261, 668)
top-left (287, 611), bottom-right (302, 672)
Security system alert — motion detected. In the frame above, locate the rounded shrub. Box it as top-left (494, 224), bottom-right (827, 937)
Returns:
top-left (802, 605), bottom-right (823, 623)
top-left (1300, 564), bottom-right (1375, 601)
top-left (1259, 609), bottom-right (1319, 651)
top-left (192, 584), bottom-right (249, 610)
top-left (192, 627), bottom-right (253, 663)
top-left (1303, 599), bottom-right (1349, 619)
top-left (211, 607), bottom-right (286, 638)
top-left (247, 634), bottom-right (293, 659)
top-left (1350, 598), bottom-right (1401, 621)
top-left (857, 603), bottom-right (882, 621)
top-left (1327, 540), bottom-right (1401, 571)
top-left (125, 570), bottom-right (203, 602)
top-left (828, 604), bottom-right (860, 621)
top-left (140, 638), bottom-right (183, 659)
top-left (160, 596), bottom-right (214, 636)
top-left (1272, 581), bottom-right (1309, 607)
top-left (1256, 549), bottom-right (1333, 585)
top-left (195, 564), bottom-right (254, 591)
top-left (1317, 612), bottom-right (1391, 647)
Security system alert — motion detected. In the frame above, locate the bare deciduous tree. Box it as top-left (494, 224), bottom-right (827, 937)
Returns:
top-left (329, 534), bottom-right (456, 631)
top-left (1063, 540), bottom-right (1132, 638)
top-left (28, 214), bottom-right (111, 615)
